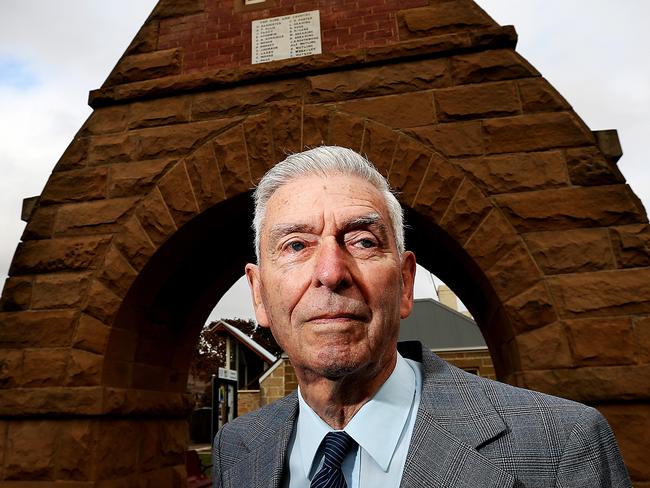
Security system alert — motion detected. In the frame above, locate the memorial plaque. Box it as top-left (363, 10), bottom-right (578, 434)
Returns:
top-left (252, 10), bottom-right (322, 64)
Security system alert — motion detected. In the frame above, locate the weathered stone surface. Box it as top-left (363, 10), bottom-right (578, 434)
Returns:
top-left (302, 106), bottom-right (331, 149)
top-left (565, 146), bottom-right (624, 186)
top-left (597, 403), bottom-right (650, 481)
top-left (439, 179), bottom-right (492, 246)
top-left (411, 152), bottom-right (463, 222)
top-left (72, 313), bottom-right (111, 355)
top-left (337, 91), bottom-right (435, 129)
top-left (54, 197), bottom-right (138, 237)
top-left (270, 103), bottom-right (302, 156)
top-left (635, 316), bottom-right (650, 364)
top-left (516, 322), bottom-right (573, 369)
top-left (125, 18), bottom-right (159, 55)
top-left (486, 244), bottom-right (541, 302)
top-left (326, 111), bottom-right (365, 151)
top-left (102, 388), bottom-right (193, 415)
top-left (139, 420), bottom-right (187, 471)
top-left (0, 276), bottom-right (32, 311)
top-left (81, 105), bottom-right (130, 136)
top-left (192, 80), bottom-right (302, 120)
top-left (243, 112), bottom-right (276, 185)
top-left (185, 143), bottom-right (226, 210)
top-left (87, 132), bottom-right (136, 166)
top-left (57, 420), bottom-right (94, 481)
top-left (21, 348), bottom-right (69, 387)
top-left (84, 280), bottom-right (122, 325)
top-left (102, 359), bottom-right (133, 389)
top-left (496, 185), bottom-right (645, 233)
top-left (152, 0), bottom-right (205, 19)
top-left (519, 364), bottom-right (650, 402)
top-left (610, 224), bottom-right (650, 268)
top-left (32, 272), bottom-right (91, 310)
top-left (0, 310), bottom-right (77, 348)
top-left (98, 246), bottom-right (138, 298)
top-left (0, 350), bottom-right (23, 388)
top-left (4, 420), bottom-right (58, 480)
top-left (107, 49), bottom-right (182, 85)
top-left (593, 129), bottom-right (623, 164)
top-left (454, 150), bottom-right (568, 194)
top-left (388, 137), bottom-right (433, 203)
top-left (518, 78), bottom-right (571, 113)
top-left (10, 236), bottom-right (110, 275)
top-left (504, 282), bottom-right (558, 333)
top-left (524, 229), bottom-right (615, 275)
top-left (565, 317), bottom-right (635, 366)
top-left (464, 209), bottom-right (520, 271)
top-left (548, 268), bottom-right (650, 318)
top-left (306, 58), bottom-right (450, 103)
top-left (128, 96), bottom-right (191, 130)
top-left (451, 49), bottom-right (538, 85)
top-left (157, 162), bottom-right (200, 227)
top-left (66, 349), bottom-right (103, 387)
top-left (360, 120), bottom-right (399, 176)
top-left (113, 216), bottom-right (156, 271)
top-left (54, 136), bottom-right (90, 172)
top-left (483, 112), bottom-right (594, 154)
top-left (105, 327), bottom-right (138, 363)
top-left (108, 159), bottom-right (173, 198)
top-left (41, 168), bottom-right (107, 204)
top-left (136, 190), bottom-right (177, 246)
top-left (0, 386), bottom-right (103, 416)
top-left (407, 120), bottom-right (483, 157)
top-left (434, 81), bottom-right (520, 121)
top-left (95, 421), bottom-right (140, 479)
top-left (22, 205), bottom-right (57, 240)
top-left (398, 1), bottom-right (495, 39)
top-left (212, 126), bottom-right (251, 198)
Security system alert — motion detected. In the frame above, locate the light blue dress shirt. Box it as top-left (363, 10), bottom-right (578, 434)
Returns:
top-left (283, 353), bottom-right (423, 488)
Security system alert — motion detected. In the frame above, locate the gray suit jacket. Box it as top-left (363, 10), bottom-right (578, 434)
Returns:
top-left (212, 344), bottom-right (631, 487)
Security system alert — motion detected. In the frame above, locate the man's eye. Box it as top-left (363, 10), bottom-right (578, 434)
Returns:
top-left (289, 241), bottom-right (305, 252)
top-left (356, 238), bottom-right (376, 249)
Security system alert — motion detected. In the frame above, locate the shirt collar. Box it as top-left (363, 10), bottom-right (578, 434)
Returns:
top-left (296, 353), bottom-right (417, 476)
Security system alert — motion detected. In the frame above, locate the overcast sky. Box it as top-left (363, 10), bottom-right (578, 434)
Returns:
top-left (1, 1), bottom-right (648, 322)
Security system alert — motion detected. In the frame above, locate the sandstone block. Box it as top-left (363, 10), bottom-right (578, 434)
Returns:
top-left (57, 420), bottom-right (94, 481)
top-left (102, 360), bottom-right (133, 389)
top-left (32, 272), bottom-right (91, 310)
top-left (95, 421), bottom-right (141, 479)
top-left (548, 268), bottom-right (650, 318)
top-left (454, 150), bottom-right (568, 194)
top-left (81, 105), bottom-right (130, 136)
top-left (113, 216), bottom-right (156, 271)
top-left (503, 282), bottom-right (558, 333)
top-left (139, 420), bottom-right (187, 471)
top-left (125, 18), bottom-right (159, 56)
top-left (5, 420), bottom-right (58, 480)
top-left (464, 209), bottom-right (520, 271)
top-left (515, 322), bottom-right (573, 370)
top-left (128, 96), bottom-right (191, 130)
top-left (495, 185), bottom-right (645, 233)
top-left (157, 162), bottom-right (200, 227)
top-left (302, 106), bottom-right (331, 150)
top-left (524, 228), bottom-right (615, 275)
top-left (517, 78), bottom-right (571, 113)
top-left (54, 197), bottom-right (138, 237)
top-left (107, 48), bottom-right (182, 85)
top-left (483, 112), bottom-right (594, 154)
top-left (610, 224), bottom-right (650, 268)
top-left (306, 58), bottom-right (450, 103)
top-left (87, 132), bottom-right (136, 166)
top-left (407, 120), bottom-right (483, 157)
top-left (22, 205), bottom-right (57, 240)
top-left (336, 91), bottom-right (436, 129)
top-left (434, 81), bottom-right (520, 121)
top-left (326, 111), bottom-right (365, 151)
top-left (84, 280), bottom-right (122, 325)
top-left (10, 236), bottom-right (110, 275)
top-left (136, 190), bottom-right (177, 246)
top-left (565, 317), bottom-right (635, 366)
top-left (439, 178), bottom-right (491, 246)
top-left (212, 126), bottom-right (252, 198)
top-left (21, 348), bottom-right (69, 387)
top-left (0, 350), bottom-right (23, 388)
top-left (397, 1), bottom-right (495, 38)
top-left (65, 349), bottom-right (103, 387)
top-left (185, 142), bottom-right (226, 210)
top-left (486, 244), bottom-right (541, 302)
top-left (635, 316), bottom-right (650, 364)
top-left (565, 146), bottom-right (624, 186)
top-left (54, 136), bottom-right (89, 172)
top-left (97, 246), bottom-right (138, 299)
top-left (451, 49), bottom-right (538, 85)
top-left (152, 0), bottom-right (205, 19)
top-left (0, 386), bottom-right (103, 416)
top-left (411, 152), bottom-right (463, 222)
top-left (105, 327), bottom-right (138, 363)
top-left (269, 103), bottom-right (303, 156)
top-left (360, 120), bottom-right (399, 177)
top-left (40, 167), bottom-right (107, 204)
top-left (108, 159), bottom-right (173, 198)
top-left (0, 276), bottom-right (32, 311)
top-left (388, 136), bottom-right (433, 203)
top-left (73, 314), bottom-right (111, 355)
top-left (0, 310), bottom-right (77, 348)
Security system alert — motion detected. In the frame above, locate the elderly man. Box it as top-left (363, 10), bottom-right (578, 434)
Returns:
top-left (212, 146), bottom-right (631, 487)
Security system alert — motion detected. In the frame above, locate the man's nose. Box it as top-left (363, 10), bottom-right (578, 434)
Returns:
top-left (312, 237), bottom-right (351, 290)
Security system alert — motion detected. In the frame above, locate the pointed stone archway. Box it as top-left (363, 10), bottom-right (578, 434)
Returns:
top-left (1, 0), bottom-right (649, 484)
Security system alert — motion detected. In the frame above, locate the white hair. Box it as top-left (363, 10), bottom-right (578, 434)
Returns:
top-left (252, 146), bottom-right (405, 262)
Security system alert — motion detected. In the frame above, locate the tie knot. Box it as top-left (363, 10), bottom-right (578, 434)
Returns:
top-left (321, 431), bottom-right (355, 469)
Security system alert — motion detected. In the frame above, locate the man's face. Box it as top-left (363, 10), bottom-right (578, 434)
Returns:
top-left (246, 174), bottom-right (416, 382)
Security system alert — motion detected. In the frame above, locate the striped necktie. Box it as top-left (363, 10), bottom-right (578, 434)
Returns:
top-left (311, 431), bottom-right (356, 488)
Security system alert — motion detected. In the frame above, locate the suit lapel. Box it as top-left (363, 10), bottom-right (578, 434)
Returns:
top-left (400, 348), bottom-right (516, 487)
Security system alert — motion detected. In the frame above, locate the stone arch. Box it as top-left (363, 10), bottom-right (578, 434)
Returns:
top-left (1, 0), bottom-right (649, 483)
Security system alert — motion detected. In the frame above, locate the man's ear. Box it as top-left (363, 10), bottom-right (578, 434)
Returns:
top-left (245, 263), bottom-right (270, 328)
top-left (399, 251), bottom-right (416, 319)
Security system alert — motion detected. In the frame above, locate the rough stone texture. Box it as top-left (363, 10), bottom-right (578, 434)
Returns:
top-left (108, 159), bottom-right (174, 198)
top-left (21, 348), bottom-right (69, 387)
top-left (411, 152), bottom-right (463, 222)
top-left (516, 322), bottom-right (573, 370)
top-left (0, 276), bottom-right (32, 311)
top-left (157, 161), bottom-right (200, 228)
top-left (113, 216), bottom-right (156, 272)
top-left (453, 150), bottom-right (568, 194)
top-left (337, 91), bottom-right (436, 128)
top-left (56, 420), bottom-right (94, 481)
top-left (152, 0), bottom-right (205, 19)
top-left (548, 269), bottom-right (650, 318)
top-left (54, 136), bottom-right (90, 172)
top-left (565, 317), bottom-right (636, 366)
top-left (485, 243), bottom-right (541, 302)
top-left (107, 49), bottom-right (182, 85)
top-left (434, 81), bottom-right (520, 121)
top-left (66, 350), bottom-right (104, 387)
top-left (565, 146), bottom-right (625, 187)
top-left (464, 209), bottom-right (520, 271)
top-left (83, 280), bottom-right (122, 325)
top-left (212, 125), bottom-right (251, 198)
top-left (4, 420), bottom-right (58, 480)
top-left (0, 310), bottom-right (77, 348)
top-left (94, 421), bottom-right (140, 479)
top-left (496, 185), bottom-right (646, 233)
top-left (326, 111), bottom-right (365, 151)
top-left (22, 205), bottom-right (57, 240)
top-left (439, 178), bottom-right (492, 245)
top-left (517, 78), bottom-right (571, 113)
top-left (81, 105), bottom-right (130, 136)
top-left (397, 1), bottom-right (495, 38)
top-left (524, 229), bottom-right (616, 275)
top-left (31, 272), bottom-right (91, 310)
top-left (450, 49), bottom-right (538, 85)
top-left (40, 167), bottom-right (108, 204)
top-left (136, 190), bottom-right (178, 247)
top-left (387, 137), bottom-right (433, 202)
top-left (97, 246), bottom-right (138, 299)
top-left (0, 350), bottom-right (23, 389)
top-left (610, 224), bottom-right (650, 268)
top-left (407, 120), bottom-right (483, 157)
top-left (302, 106), bottom-right (332, 150)
top-left (72, 314), bottom-right (111, 355)
top-left (269, 103), bottom-right (303, 156)
top-left (503, 282), bottom-right (558, 334)
top-left (128, 96), bottom-right (191, 130)
top-left (54, 198), bottom-right (138, 237)
top-left (636, 317), bottom-right (650, 364)
top-left (360, 120), bottom-right (399, 176)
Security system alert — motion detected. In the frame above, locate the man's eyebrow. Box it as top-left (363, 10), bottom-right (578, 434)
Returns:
top-left (341, 213), bottom-right (389, 242)
top-left (267, 223), bottom-right (315, 247)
